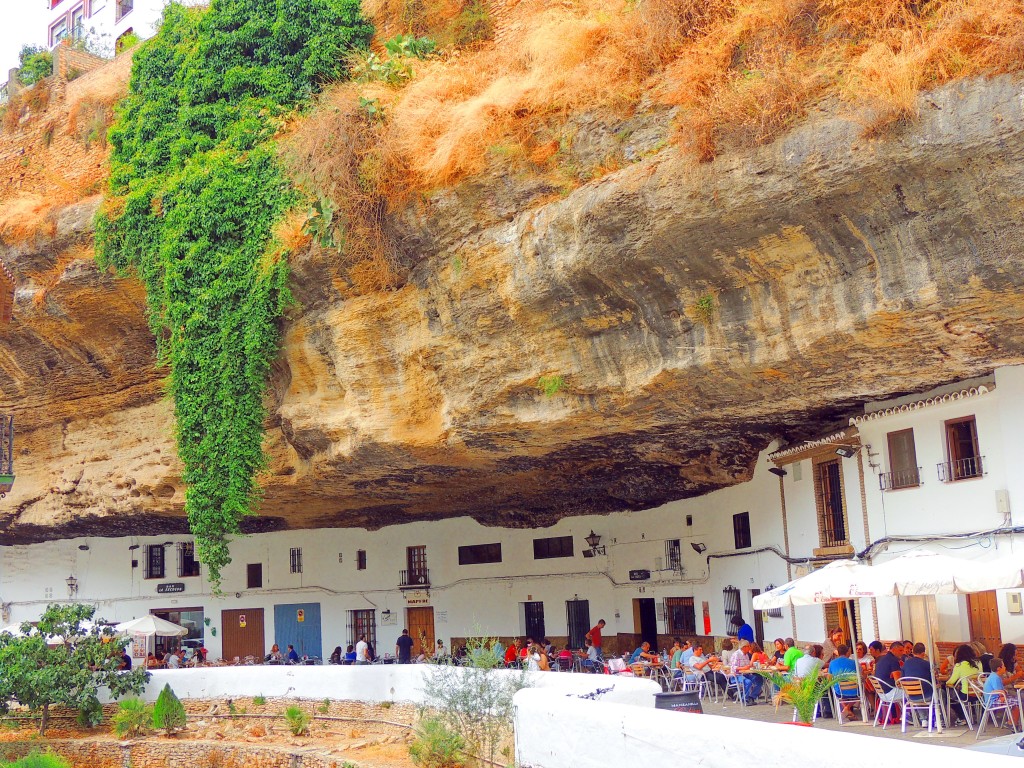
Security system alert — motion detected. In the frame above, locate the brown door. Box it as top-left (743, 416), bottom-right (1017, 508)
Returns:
top-left (221, 608), bottom-right (265, 661)
top-left (967, 591), bottom-right (1001, 652)
top-left (407, 607), bottom-right (434, 656)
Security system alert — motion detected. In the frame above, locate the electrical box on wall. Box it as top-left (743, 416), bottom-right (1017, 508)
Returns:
top-left (996, 489), bottom-right (1011, 517)
top-left (1008, 592), bottom-right (1022, 615)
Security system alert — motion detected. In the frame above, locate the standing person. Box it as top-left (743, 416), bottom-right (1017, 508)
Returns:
top-left (821, 627), bottom-right (844, 662)
top-left (396, 629), bottom-right (414, 664)
top-left (731, 615), bottom-right (755, 645)
top-left (355, 634), bottom-right (369, 665)
top-left (586, 619), bottom-right (606, 661)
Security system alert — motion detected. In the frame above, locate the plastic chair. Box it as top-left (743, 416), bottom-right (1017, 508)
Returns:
top-left (868, 676), bottom-right (903, 729)
top-left (897, 676), bottom-right (941, 733)
top-left (831, 678), bottom-right (862, 725)
top-left (970, 677), bottom-right (1019, 740)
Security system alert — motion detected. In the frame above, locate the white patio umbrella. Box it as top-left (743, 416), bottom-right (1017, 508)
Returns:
top-left (859, 549), bottom-right (1024, 734)
top-left (753, 559), bottom-right (889, 723)
top-left (114, 615), bottom-right (189, 637)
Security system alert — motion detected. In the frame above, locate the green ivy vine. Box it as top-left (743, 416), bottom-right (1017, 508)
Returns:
top-left (96, 0), bottom-right (373, 587)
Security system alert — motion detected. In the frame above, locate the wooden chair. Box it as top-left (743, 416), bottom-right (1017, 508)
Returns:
top-left (897, 676), bottom-right (941, 733)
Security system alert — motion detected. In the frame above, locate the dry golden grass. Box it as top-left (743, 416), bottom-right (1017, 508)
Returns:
top-left (331, 0), bottom-right (1024, 194)
top-left (0, 195), bottom-right (59, 244)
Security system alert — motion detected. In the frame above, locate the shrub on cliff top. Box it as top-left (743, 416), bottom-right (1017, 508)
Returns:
top-left (4, 750), bottom-right (71, 768)
top-left (95, 0), bottom-right (372, 587)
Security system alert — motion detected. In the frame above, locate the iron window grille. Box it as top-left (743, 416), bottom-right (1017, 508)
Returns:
top-left (347, 609), bottom-right (377, 649)
top-left (723, 586), bottom-right (741, 626)
top-left (290, 547), bottom-right (303, 574)
top-left (178, 542), bottom-right (200, 578)
top-left (145, 544), bottom-right (165, 580)
top-left (533, 535), bottom-right (574, 559)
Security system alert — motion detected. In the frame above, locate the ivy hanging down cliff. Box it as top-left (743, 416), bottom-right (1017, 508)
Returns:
top-left (95, 0), bottom-right (373, 586)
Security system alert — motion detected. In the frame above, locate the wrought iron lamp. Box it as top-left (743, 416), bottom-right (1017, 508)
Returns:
top-left (582, 531), bottom-right (606, 557)
top-left (65, 575), bottom-right (79, 597)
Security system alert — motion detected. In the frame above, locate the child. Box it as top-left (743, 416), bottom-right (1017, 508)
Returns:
top-left (984, 658), bottom-right (1021, 728)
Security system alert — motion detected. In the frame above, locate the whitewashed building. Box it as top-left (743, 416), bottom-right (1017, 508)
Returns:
top-left (45, 0), bottom-right (171, 52)
top-left (1, 365), bottom-right (1022, 663)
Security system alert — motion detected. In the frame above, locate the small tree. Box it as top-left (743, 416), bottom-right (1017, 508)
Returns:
top-left (152, 683), bottom-right (186, 735)
top-left (0, 603), bottom-right (150, 735)
top-left (16, 46), bottom-right (53, 86)
top-left (421, 635), bottom-right (527, 767)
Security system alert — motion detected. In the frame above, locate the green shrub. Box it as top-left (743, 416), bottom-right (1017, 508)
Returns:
top-left (384, 34), bottom-right (435, 59)
top-left (16, 46), bottom-right (53, 87)
top-left (317, 697), bottom-right (330, 714)
top-left (111, 699), bottom-right (152, 740)
top-left (5, 750), bottom-right (71, 768)
top-left (409, 717), bottom-right (466, 768)
top-left (152, 684), bottom-right (186, 735)
top-left (96, 0), bottom-right (373, 587)
top-left (284, 706), bottom-right (311, 736)
top-left (76, 696), bottom-right (103, 729)
top-left (537, 375), bottom-right (565, 397)
top-left (252, 695), bottom-right (266, 706)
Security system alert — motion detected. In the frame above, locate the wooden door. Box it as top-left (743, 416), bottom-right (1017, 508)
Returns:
top-left (407, 607), bottom-right (434, 656)
top-left (222, 608), bottom-right (265, 661)
top-left (967, 591), bottom-right (1001, 652)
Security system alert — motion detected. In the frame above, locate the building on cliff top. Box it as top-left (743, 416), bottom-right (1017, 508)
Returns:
top-left (44, 0), bottom-right (170, 53)
top-left (1, 365), bottom-right (1023, 665)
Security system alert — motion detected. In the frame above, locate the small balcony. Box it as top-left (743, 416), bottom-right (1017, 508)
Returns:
top-left (399, 569), bottom-right (430, 589)
top-left (937, 456), bottom-right (985, 483)
top-left (879, 467), bottom-right (922, 491)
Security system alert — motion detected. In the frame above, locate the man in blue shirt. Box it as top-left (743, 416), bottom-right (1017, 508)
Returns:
top-left (287, 644), bottom-right (300, 663)
top-left (629, 641), bottom-right (658, 664)
top-left (900, 643), bottom-right (934, 697)
top-left (828, 644), bottom-right (859, 718)
top-left (872, 641), bottom-right (903, 691)
top-left (731, 616), bottom-right (755, 644)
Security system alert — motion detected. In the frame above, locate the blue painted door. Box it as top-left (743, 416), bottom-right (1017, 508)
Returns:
top-left (274, 602), bottom-right (322, 660)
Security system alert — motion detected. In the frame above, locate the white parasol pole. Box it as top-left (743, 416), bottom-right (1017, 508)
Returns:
top-left (924, 596), bottom-right (943, 733)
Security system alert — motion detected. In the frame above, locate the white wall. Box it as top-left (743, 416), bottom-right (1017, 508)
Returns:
top-left (513, 688), bottom-right (1015, 768)
top-left (107, 665), bottom-right (659, 709)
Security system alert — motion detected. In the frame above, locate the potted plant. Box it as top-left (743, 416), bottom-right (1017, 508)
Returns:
top-left (755, 667), bottom-right (856, 725)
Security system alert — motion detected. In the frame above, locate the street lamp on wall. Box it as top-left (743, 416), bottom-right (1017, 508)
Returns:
top-left (582, 531), bottom-right (606, 558)
top-left (65, 575), bottom-right (78, 597)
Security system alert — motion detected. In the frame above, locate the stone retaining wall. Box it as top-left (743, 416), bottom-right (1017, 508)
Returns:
top-left (0, 739), bottom-right (364, 768)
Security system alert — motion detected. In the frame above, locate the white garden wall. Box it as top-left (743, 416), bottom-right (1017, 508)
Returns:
top-left (111, 665), bottom-right (659, 709)
top-left (513, 688), bottom-right (1017, 768)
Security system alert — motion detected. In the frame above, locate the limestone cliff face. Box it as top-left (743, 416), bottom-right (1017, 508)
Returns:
top-left (2, 76), bottom-right (1024, 541)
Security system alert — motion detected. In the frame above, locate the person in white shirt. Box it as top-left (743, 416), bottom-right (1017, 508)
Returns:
top-left (355, 634), bottom-right (369, 665)
top-left (165, 649), bottom-right (181, 669)
top-left (794, 644), bottom-right (824, 678)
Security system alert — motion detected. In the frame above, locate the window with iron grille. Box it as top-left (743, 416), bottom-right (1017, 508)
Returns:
top-left (665, 540), bottom-right (682, 570)
top-left (347, 609), bottom-right (377, 649)
top-left (814, 459), bottom-right (848, 547)
top-left (178, 542), bottom-right (200, 578)
top-left (458, 542), bottom-right (502, 565)
top-left (290, 547), bottom-right (303, 574)
top-left (357, 550), bottom-right (367, 570)
top-left (146, 544), bottom-right (165, 580)
top-left (733, 512), bottom-right (751, 549)
top-left (533, 535), bottom-right (573, 559)
top-left (665, 597), bottom-right (695, 634)
top-left (941, 416), bottom-right (983, 482)
top-left (723, 587), bottom-right (741, 626)
top-left (882, 428), bottom-right (921, 490)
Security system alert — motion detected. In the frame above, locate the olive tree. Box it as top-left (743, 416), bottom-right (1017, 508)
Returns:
top-left (0, 603), bottom-right (149, 734)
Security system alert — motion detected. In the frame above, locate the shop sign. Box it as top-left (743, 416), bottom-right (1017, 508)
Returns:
top-left (405, 590), bottom-right (430, 605)
top-left (629, 570), bottom-right (651, 581)
top-left (156, 583), bottom-right (186, 594)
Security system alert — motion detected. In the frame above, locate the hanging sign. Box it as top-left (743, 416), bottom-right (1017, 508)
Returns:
top-left (156, 583), bottom-right (186, 594)
top-left (297, 609), bottom-right (305, 623)
top-left (629, 570), bottom-right (651, 581)
top-left (405, 590), bottom-right (430, 605)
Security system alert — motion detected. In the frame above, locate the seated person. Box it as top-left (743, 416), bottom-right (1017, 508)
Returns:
top-left (946, 642), bottom-right (981, 726)
top-left (286, 644), bottom-right (300, 663)
top-left (680, 640), bottom-right (695, 666)
top-left (629, 641), bottom-right (659, 665)
top-left (749, 643), bottom-right (769, 666)
top-left (329, 646), bottom-right (343, 665)
top-left (504, 639), bottom-right (522, 666)
top-left (685, 646), bottom-right (715, 684)
top-left (900, 643), bottom-right (934, 697)
top-left (828, 644), bottom-right (860, 718)
top-left (579, 640), bottom-right (600, 672)
top-left (145, 652), bottom-right (162, 669)
top-left (120, 650), bottom-right (133, 670)
top-left (267, 643), bottom-right (284, 662)
top-left (984, 658), bottom-right (1021, 727)
top-left (733, 642), bottom-right (763, 703)
top-left (794, 644), bottom-right (824, 678)
top-left (779, 638), bottom-right (803, 672)
top-left (557, 645), bottom-right (574, 669)
top-left (165, 649), bottom-right (181, 669)
top-left (871, 641), bottom-right (904, 692)
top-left (344, 644), bottom-right (357, 663)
